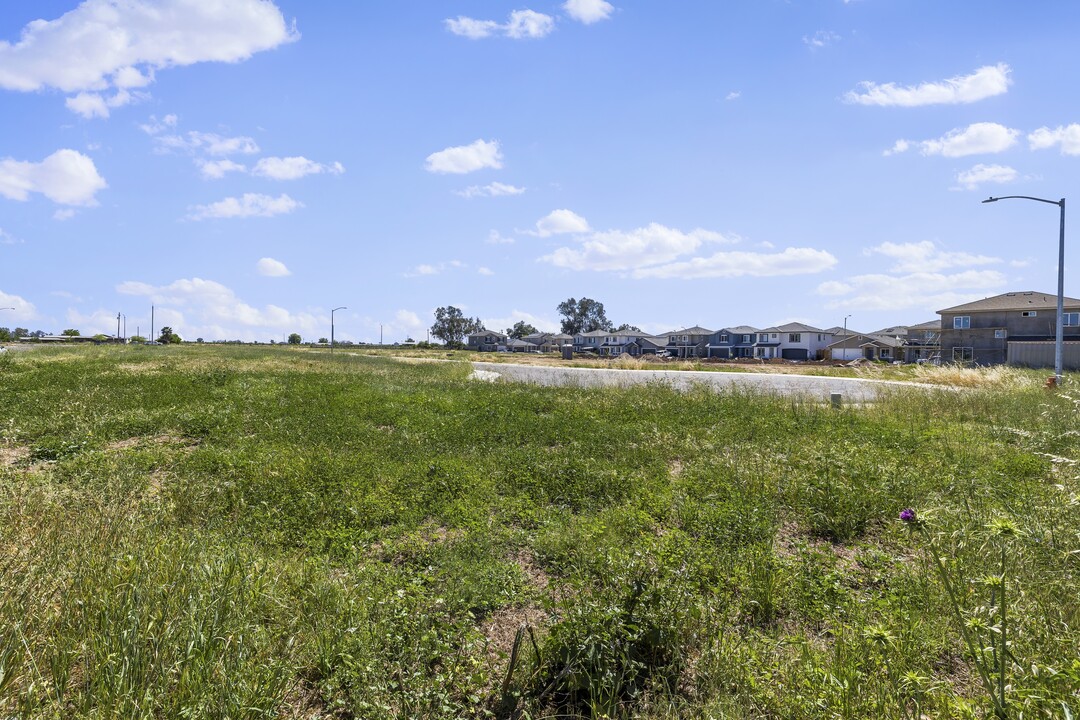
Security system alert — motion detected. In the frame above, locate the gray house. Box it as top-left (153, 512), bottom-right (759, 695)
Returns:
top-left (708, 326), bottom-right (759, 358)
top-left (826, 333), bottom-right (903, 361)
top-left (467, 329), bottom-right (508, 352)
top-left (665, 326), bottom-right (713, 358)
top-left (938, 291), bottom-right (1080, 368)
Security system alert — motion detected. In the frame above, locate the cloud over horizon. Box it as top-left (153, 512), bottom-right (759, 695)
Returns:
top-left (845, 63), bottom-right (1011, 107)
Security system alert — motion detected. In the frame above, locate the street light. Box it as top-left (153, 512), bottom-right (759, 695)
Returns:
top-left (983, 195), bottom-right (1066, 384)
top-left (331, 306), bottom-right (347, 354)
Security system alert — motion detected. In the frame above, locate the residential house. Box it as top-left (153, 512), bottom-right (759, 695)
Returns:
top-left (466, 329), bottom-right (507, 352)
top-left (887, 320), bottom-right (940, 363)
top-left (522, 332), bottom-right (573, 353)
top-left (665, 326), bottom-right (714, 358)
top-left (938, 291), bottom-right (1080, 368)
top-left (771, 323), bottom-right (833, 360)
top-left (599, 332), bottom-right (668, 357)
top-left (708, 326), bottom-right (759, 358)
top-left (573, 329), bottom-right (609, 353)
top-left (752, 327), bottom-right (782, 358)
top-left (506, 338), bottom-right (535, 353)
top-left (825, 332), bottom-right (903, 361)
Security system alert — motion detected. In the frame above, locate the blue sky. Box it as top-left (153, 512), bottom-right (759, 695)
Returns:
top-left (2, 0), bottom-right (1079, 342)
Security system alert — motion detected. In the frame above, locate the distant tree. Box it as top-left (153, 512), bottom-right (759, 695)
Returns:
top-left (129, 335), bottom-right (147, 343)
top-left (287, 332), bottom-right (302, 345)
top-left (29, 330), bottom-right (46, 339)
top-left (0, 328), bottom-right (11, 342)
top-left (157, 326), bottom-right (181, 344)
top-left (62, 328), bottom-right (80, 337)
top-left (13, 328), bottom-right (28, 339)
top-left (614, 323), bottom-right (642, 333)
top-left (317, 337), bottom-right (329, 344)
top-left (196, 337), bottom-right (204, 343)
top-left (506, 321), bottom-right (539, 339)
top-left (92, 334), bottom-right (110, 342)
top-left (557, 297), bottom-right (612, 335)
top-left (430, 306), bottom-right (484, 348)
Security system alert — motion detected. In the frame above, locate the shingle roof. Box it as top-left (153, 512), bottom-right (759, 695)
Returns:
top-left (938, 291), bottom-right (1080, 314)
top-left (773, 322), bottom-right (823, 333)
top-left (907, 319), bottom-right (941, 332)
top-left (724, 325), bottom-right (760, 333)
top-left (672, 326), bottom-right (714, 335)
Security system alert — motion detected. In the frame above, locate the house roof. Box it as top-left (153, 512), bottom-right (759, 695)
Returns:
top-left (671, 326), bottom-right (714, 335)
top-left (506, 338), bottom-right (532, 347)
top-left (872, 325), bottom-right (909, 336)
top-left (468, 328), bottom-right (507, 339)
top-left (773, 322), bottom-right (823, 333)
top-left (938, 291), bottom-right (1080, 314)
top-left (823, 326), bottom-right (857, 336)
top-left (825, 332), bottom-right (900, 349)
top-left (723, 325), bottom-right (760, 333)
top-left (576, 329), bottom-right (609, 337)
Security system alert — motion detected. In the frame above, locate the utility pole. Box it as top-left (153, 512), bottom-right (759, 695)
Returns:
top-left (117, 312), bottom-right (121, 340)
top-left (380, 324), bottom-right (383, 345)
top-left (151, 306), bottom-right (154, 344)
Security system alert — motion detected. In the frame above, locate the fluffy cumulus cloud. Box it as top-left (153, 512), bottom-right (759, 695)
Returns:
top-left (256, 257), bottom-right (291, 277)
top-left (563, 0), bottom-right (614, 24)
top-left (530, 209), bottom-right (591, 237)
top-left (252, 156), bottom-right (345, 180)
top-left (0, 289), bottom-right (36, 321)
top-left (455, 182), bottom-right (525, 198)
top-left (1029, 125), bottom-right (1080, 155)
top-left (151, 130), bottom-right (260, 156)
top-left (816, 270), bottom-right (1007, 312)
top-left (0, 0), bottom-right (296, 118)
top-left (187, 193), bottom-right (301, 220)
top-left (533, 213), bottom-right (837, 280)
top-left (425, 139), bottom-right (503, 174)
top-left (867, 241), bottom-right (1001, 273)
top-left (630, 248), bottom-right (837, 280)
top-left (0, 149), bottom-right (107, 206)
top-left (196, 159), bottom-right (246, 180)
top-left (844, 63), bottom-right (1012, 107)
top-left (887, 122), bottom-right (1019, 158)
top-left (954, 164), bottom-right (1018, 190)
top-left (115, 277), bottom-right (329, 342)
top-left (445, 9), bottom-right (554, 39)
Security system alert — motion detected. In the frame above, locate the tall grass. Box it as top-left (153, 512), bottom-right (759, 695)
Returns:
top-left (0, 345), bottom-right (1077, 718)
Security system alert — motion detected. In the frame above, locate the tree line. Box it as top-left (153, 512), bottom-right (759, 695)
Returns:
top-left (429, 297), bottom-right (640, 348)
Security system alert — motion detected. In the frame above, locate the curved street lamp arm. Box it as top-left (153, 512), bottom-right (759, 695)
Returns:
top-left (984, 195), bottom-right (1064, 207)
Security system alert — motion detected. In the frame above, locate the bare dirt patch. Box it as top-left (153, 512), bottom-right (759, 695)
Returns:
top-left (0, 446), bottom-right (30, 468)
top-left (481, 604), bottom-right (549, 684)
top-left (104, 434), bottom-right (196, 453)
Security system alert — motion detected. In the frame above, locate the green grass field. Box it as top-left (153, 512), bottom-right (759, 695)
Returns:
top-left (1, 345), bottom-right (1077, 719)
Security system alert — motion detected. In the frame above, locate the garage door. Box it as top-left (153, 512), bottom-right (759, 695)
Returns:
top-left (781, 348), bottom-right (809, 360)
top-left (832, 348), bottom-right (861, 361)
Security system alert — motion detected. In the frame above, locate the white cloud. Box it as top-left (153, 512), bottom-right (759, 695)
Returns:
top-left (725, 91), bottom-right (741, 101)
top-left (445, 17), bottom-right (502, 39)
top-left (563, 0), bottom-right (614, 24)
top-left (445, 10), bottom-right (554, 40)
top-left (0, 290), bottom-right (36, 321)
top-left (868, 240), bottom-right (1001, 273)
top-left (1029, 125), bottom-right (1080, 155)
top-left (139, 113), bottom-right (178, 135)
top-left (53, 208), bottom-right (77, 221)
top-left (256, 257), bottom-right (291, 277)
top-left (487, 230), bottom-right (515, 245)
top-left (425, 139), bottom-right (503, 174)
top-left (804, 31), bottom-right (840, 49)
top-left (530, 209), bottom-right (591, 237)
top-left (477, 267), bottom-right (495, 276)
top-left (115, 277), bottom-right (332, 342)
top-left (0, 149), bottom-right (107, 206)
top-left (483, 310), bottom-right (559, 333)
top-left (196, 159), bottom-right (246, 180)
top-left (155, 130), bottom-right (260, 156)
top-left (404, 260), bottom-right (466, 278)
top-left (889, 122), bottom-right (1019, 158)
top-left (456, 182), bottom-right (525, 198)
top-left (631, 247), bottom-right (838, 279)
top-left (954, 164), bottom-right (1018, 190)
top-left (0, 0), bottom-right (297, 118)
top-left (506, 10), bottom-right (556, 39)
top-left (0, 228), bottom-right (22, 245)
top-left (541, 223), bottom-right (733, 271)
top-left (252, 156), bottom-right (345, 180)
top-left (816, 270), bottom-right (1007, 311)
top-left (187, 193), bottom-right (301, 220)
top-left (844, 63), bottom-right (1012, 107)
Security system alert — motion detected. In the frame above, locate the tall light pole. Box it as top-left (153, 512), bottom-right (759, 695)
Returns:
top-left (331, 306), bottom-right (346, 354)
top-left (983, 195), bottom-right (1066, 384)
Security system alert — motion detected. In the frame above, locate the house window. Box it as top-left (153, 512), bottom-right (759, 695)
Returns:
top-left (772, 333), bottom-right (778, 339)
top-left (880, 348), bottom-right (891, 358)
top-left (1022, 310), bottom-right (1037, 317)
top-left (952, 347), bottom-right (974, 362)
top-left (818, 334), bottom-right (824, 341)
top-left (994, 329), bottom-right (1007, 339)
top-left (719, 334), bottom-right (728, 342)
top-left (741, 334), bottom-right (751, 343)
top-left (1065, 312), bottom-right (1080, 327)
top-left (789, 333), bottom-right (801, 342)
top-left (682, 335), bottom-right (688, 341)
top-left (755, 347), bottom-right (766, 357)
top-left (953, 316), bottom-right (970, 329)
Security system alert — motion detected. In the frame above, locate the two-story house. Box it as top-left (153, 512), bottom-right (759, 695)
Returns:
top-left (466, 329), bottom-right (507, 352)
top-left (771, 323), bottom-right (833, 360)
top-left (665, 326), bottom-right (713, 358)
top-left (573, 329), bottom-right (609, 353)
top-left (938, 291), bottom-right (1080, 368)
top-left (708, 326), bottom-right (759, 358)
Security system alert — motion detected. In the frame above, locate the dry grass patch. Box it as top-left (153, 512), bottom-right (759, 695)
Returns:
top-left (0, 446), bottom-right (30, 469)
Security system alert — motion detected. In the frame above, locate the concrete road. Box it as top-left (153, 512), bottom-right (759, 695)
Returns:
top-left (470, 361), bottom-right (943, 402)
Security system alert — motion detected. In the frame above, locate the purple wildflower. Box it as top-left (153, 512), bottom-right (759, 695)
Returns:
top-left (899, 508), bottom-right (917, 524)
